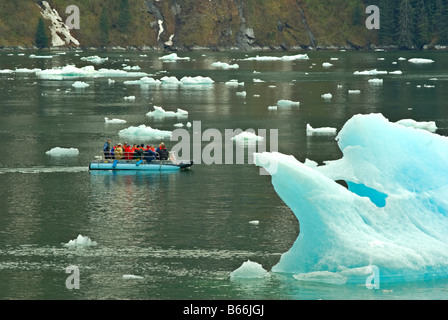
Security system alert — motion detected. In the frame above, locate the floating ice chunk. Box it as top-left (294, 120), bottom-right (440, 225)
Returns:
top-left (29, 54), bottom-right (53, 59)
top-left (15, 68), bottom-right (42, 73)
top-left (36, 65), bottom-right (147, 80)
top-left (118, 125), bottom-right (172, 140)
top-left (72, 81), bottom-right (89, 88)
top-left (348, 90), bottom-right (361, 94)
top-left (64, 234), bottom-right (97, 248)
top-left (322, 62), bottom-right (333, 67)
top-left (398, 57), bottom-right (407, 61)
top-left (306, 124), bottom-right (337, 136)
top-left (146, 105), bottom-right (188, 118)
top-left (277, 99), bottom-right (300, 107)
top-left (408, 58), bottom-right (434, 64)
top-left (249, 220), bottom-right (260, 225)
top-left (268, 106), bottom-right (278, 110)
top-left (354, 69), bottom-right (388, 75)
top-left (174, 123), bottom-right (184, 127)
top-left (368, 78), bottom-right (383, 84)
top-left (0, 69), bottom-right (14, 74)
top-left (46, 147), bottom-right (79, 157)
top-left (105, 117), bottom-right (127, 124)
top-left (254, 113), bottom-right (448, 283)
top-left (124, 77), bottom-right (161, 85)
top-left (159, 53), bottom-right (190, 61)
top-left (225, 79), bottom-right (244, 86)
top-left (231, 131), bottom-right (264, 145)
top-left (230, 260), bottom-right (268, 279)
top-left (123, 65), bottom-right (141, 70)
top-left (80, 55), bottom-right (108, 64)
top-left (211, 61), bottom-right (239, 69)
top-left (123, 95), bottom-right (136, 101)
top-left (395, 119), bottom-right (437, 132)
top-left (122, 274), bottom-right (144, 280)
top-left (321, 93), bottom-right (332, 99)
top-left (108, 79), bottom-right (115, 84)
top-left (180, 76), bottom-right (214, 85)
top-left (389, 70), bottom-right (403, 75)
top-left (236, 91), bottom-right (247, 97)
top-left (160, 76), bottom-right (181, 85)
top-left (241, 54), bottom-right (309, 61)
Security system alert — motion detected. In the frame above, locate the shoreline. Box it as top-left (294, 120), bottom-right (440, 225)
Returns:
top-left (1, 44), bottom-right (448, 53)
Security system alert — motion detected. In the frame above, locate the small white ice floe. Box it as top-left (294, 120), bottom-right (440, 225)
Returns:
top-left (122, 274), bottom-right (144, 280)
top-left (236, 91), bottom-right (247, 97)
top-left (322, 62), bottom-right (333, 68)
top-left (46, 147), bottom-right (79, 157)
top-left (306, 124), bottom-right (337, 136)
top-left (408, 58), bottom-right (434, 64)
top-left (321, 93), bottom-right (332, 100)
top-left (368, 78), bottom-right (383, 84)
top-left (249, 220), bottom-right (259, 225)
top-left (231, 131), bottom-right (264, 145)
top-left (64, 234), bottom-right (97, 248)
top-left (230, 260), bottom-right (269, 279)
top-left (72, 81), bottom-right (89, 88)
top-left (395, 119), bottom-right (437, 132)
top-left (277, 99), bottom-right (300, 107)
top-left (348, 90), bottom-right (361, 94)
top-left (211, 61), bottom-right (239, 69)
top-left (105, 117), bottom-right (127, 124)
top-left (124, 95), bottom-right (136, 101)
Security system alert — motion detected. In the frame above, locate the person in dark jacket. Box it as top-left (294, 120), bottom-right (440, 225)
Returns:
top-left (143, 146), bottom-right (158, 162)
top-left (134, 144), bottom-right (144, 160)
top-left (103, 138), bottom-right (111, 159)
top-left (156, 142), bottom-right (169, 160)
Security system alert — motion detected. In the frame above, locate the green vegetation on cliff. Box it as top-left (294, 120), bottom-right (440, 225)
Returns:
top-left (1, 0), bottom-right (447, 50)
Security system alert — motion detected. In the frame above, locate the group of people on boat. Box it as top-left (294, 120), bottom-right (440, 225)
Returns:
top-left (102, 139), bottom-right (169, 162)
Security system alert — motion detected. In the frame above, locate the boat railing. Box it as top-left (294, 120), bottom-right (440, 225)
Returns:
top-left (96, 151), bottom-right (177, 162)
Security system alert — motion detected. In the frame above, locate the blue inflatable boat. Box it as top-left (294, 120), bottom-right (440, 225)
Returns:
top-left (89, 159), bottom-right (193, 171)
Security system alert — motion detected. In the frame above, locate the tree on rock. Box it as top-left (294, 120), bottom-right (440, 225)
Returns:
top-left (35, 17), bottom-right (49, 49)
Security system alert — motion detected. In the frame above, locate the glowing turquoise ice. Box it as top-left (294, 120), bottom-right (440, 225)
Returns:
top-left (255, 113), bottom-right (448, 283)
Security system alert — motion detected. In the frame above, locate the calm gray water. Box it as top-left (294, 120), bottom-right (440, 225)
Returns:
top-left (0, 50), bottom-right (448, 300)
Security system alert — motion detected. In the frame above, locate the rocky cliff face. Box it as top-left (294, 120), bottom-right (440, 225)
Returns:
top-left (0, 0), bottom-right (372, 50)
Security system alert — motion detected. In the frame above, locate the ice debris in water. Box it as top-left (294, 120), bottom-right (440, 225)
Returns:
top-left (105, 117), bottom-right (126, 124)
top-left (277, 99), bottom-right (300, 107)
top-left (146, 105), bottom-right (188, 118)
top-left (80, 55), bottom-right (108, 64)
top-left (321, 93), bottom-right (332, 100)
top-left (119, 125), bottom-right (172, 140)
top-left (230, 260), bottom-right (269, 279)
top-left (35, 65), bottom-right (147, 80)
top-left (395, 119), bottom-right (437, 132)
top-left (306, 124), bottom-right (337, 136)
top-left (46, 147), bottom-right (79, 157)
top-left (159, 53), bottom-right (190, 61)
top-left (122, 274), bottom-right (144, 280)
top-left (231, 131), bottom-right (264, 145)
top-left (64, 235), bottom-right (97, 248)
top-left (353, 69), bottom-right (388, 75)
top-left (254, 113), bottom-right (448, 283)
top-left (123, 95), bottom-right (136, 101)
top-left (72, 81), bottom-right (89, 88)
top-left (211, 61), bottom-right (239, 69)
top-left (408, 58), bottom-right (434, 64)
top-left (240, 54), bottom-right (309, 61)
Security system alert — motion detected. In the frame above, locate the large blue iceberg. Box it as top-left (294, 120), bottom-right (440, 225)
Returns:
top-left (254, 113), bottom-right (448, 284)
